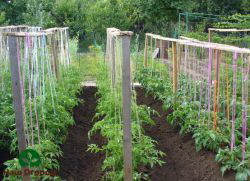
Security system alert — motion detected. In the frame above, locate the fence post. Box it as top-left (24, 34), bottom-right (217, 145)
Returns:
top-left (172, 42), bottom-right (178, 93)
top-left (111, 35), bottom-right (116, 86)
top-left (121, 32), bottom-right (133, 181)
top-left (8, 35), bottom-right (31, 181)
top-left (185, 12), bottom-right (189, 33)
top-left (208, 29), bottom-right (212, 42)
top-left (52, 33), bottom-right (59, 79)
top-left (144, 35), bottom-right (148, 67)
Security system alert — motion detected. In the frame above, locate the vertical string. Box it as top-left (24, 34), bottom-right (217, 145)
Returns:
top-left (41, 34), bottom-right (46, 137)
top-left (230, 52), bottom-right (238, 151)
top-left (23, 34), bottom-right (30, 146)
top-left (207, 48), bottom-right (213, 127)
top-left (226, 52), bottom-right (230, 124)
top-left (184, 45), bottom-right (188, 101)
top-left (17, 37), bottom-right (30, 147)
top-left (27, 34), bottom-right (34, 146)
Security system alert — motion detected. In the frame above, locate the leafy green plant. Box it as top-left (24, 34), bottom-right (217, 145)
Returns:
top-left (193, 127), bottom-right (229, 152)
top-left (88, 61), bottom-right (165, 180)
top-left (2, 56), bottom-right (85, 180)
top-left (135, 56), bottom-right (250, 180)
top-left (216, 145), bottom-right (250, 181)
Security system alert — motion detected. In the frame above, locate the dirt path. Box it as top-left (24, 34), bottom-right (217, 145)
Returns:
top-left (59, 86), bottom-right (104, 181)
top-left (59, 86), bottom-right (235, 181)
top-left (136, 87), bottom-right (235, 181)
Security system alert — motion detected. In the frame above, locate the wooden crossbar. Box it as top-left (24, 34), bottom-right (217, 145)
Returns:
top-left (147, 33), bottom-right (250, 54)
top-left (208, 28), bottom-right (250, 32)
top-left (3, 32), bottom-right (53, 37)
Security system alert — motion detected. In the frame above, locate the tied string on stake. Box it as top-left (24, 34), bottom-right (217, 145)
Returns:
top-left (23, 33), bottom-right (30, 146)
top-left (230, 51), bottom-right (238, 151)
top-left (41, 34), bottom-right (46, 136)
top-left (44, 34), bottom-right (57, 115)
top-left (34, 36), bottom-right (41, 144)
top-left (116, 36), bottom-right (123, 132)
top-left (198, 47), bottom-right (205, 123)
top-left (184, 45), bottom-right (188, 102)
top-left (60, 30), bottom-right (64, 66)
top-left (207, 48), bottom-right (213, 127)
top-left (65, 29), bottom-right (71, 65)
top-left (193, 48), bottom-right (197, 102)
top-left (26, 32), bottom-right (35, 146)
top-left (226, 51), bottom-right (231, 125)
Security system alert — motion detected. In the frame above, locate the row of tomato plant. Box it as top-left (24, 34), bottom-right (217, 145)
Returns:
top-left (1, 63), bottom-right (84, 180)
top-left (135, 59), bottom-right (250, 181)
top-left (87, 61), bottom-right (165, 180)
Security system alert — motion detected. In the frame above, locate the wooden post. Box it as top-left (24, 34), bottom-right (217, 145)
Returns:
top-left (172, 42), bottom-right (178, 93)
top-left (111, 35), bottom-right (116, 87)
top-left (8, 36), bottom-right (30, 181)
top-left (185, 12), bottom-right (189, 33)
top-left (105, 29), bottom-right (110, 61)
top-left (144, 35), bottom-right (148, 67)
top-left (213, 50), bottom-right (220, 130)
top-left (160, 39), bottom-right (164, 62)
top-left (208, 29), bottom-right (212, 43)
top-left (177, 44), bottom-right (182, 79)
top-left (150, 36), bottom-right (153, 66)
top-left (52, 33), bottom-right (59, 79)
top-left (121, 33), bottom-right (133, 181)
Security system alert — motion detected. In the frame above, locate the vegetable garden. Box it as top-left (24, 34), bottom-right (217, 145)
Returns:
top-left (0, 24), bottom-right (249, 181)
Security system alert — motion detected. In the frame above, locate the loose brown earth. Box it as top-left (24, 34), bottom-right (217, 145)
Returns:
top-left (59, 86), bottom-right (235, 181)
top-left (136, 87), bottom-right (235, 181)
top-left (59, 87), bottom-right (105, 181)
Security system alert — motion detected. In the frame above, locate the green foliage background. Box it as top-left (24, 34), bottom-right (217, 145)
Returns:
top-left (0, 0), bottom-right (249, 50)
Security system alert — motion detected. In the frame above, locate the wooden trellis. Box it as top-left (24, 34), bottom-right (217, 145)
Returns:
top-left (0, 26), bottom-right (71, 181)
top-left (144, 33), bottom-right (250, 160)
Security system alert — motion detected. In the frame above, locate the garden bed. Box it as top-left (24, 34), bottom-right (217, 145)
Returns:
top-left (58, 86), bottom-right (236, 181)
top-left (136, 87), bottom-right (235, 181)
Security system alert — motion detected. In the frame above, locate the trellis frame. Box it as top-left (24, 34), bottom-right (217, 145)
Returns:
top-left (208, 28), bottom-right (250, 44)
top-left (1, 26), bottom-right (71, 181)
top-left (144, 32), bottom-right (250, 160)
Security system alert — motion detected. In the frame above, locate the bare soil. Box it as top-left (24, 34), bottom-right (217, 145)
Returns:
top-left (59, 87), bottom-right (105, 181)
top-left (59, 86), bottom-right (235, 181)
top-left (136, 87), bottom-right (235, 181)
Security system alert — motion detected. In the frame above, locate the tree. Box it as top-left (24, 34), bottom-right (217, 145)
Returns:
top-left (22, 0), bottom-right (56, 27)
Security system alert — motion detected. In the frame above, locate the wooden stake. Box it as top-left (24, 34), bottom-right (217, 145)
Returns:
top-left (177, 44), bottom-right (182, 81)
top-left (208, 29), bottom-right (212, 43)
top-left (52, 34), bottom-right (59, 79)
top-left (144, 35), bottom-right (148, 67)
top-left (172, 42), bottom-right (178, 93)
top-left (150, 36), bottom-right (153, 66)
top-left (121, 34), bottom-right (133, 181)
top-left (111, 36), bottom-right (116, 87)
top-left (8, 36), bottom-right (30, 181)
top-left (160, 39), bottom-right (164, 61)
